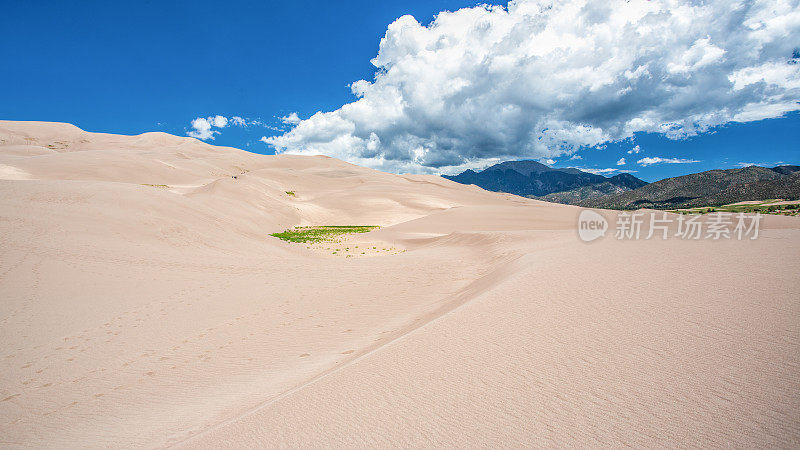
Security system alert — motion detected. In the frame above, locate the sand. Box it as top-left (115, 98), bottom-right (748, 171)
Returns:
top-left (0, 121), bottom-right (798, 448)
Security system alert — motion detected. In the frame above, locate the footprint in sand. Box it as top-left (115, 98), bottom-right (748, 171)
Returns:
top-left (299, 353), bottom-right (310, 357)
top-left (341, 350), bottom-right (355, 355)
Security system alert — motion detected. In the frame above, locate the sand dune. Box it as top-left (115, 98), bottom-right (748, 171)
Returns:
top-left (0, 121), bottom-right (798, 447)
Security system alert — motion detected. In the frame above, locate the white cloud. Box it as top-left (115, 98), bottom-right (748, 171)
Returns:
top-left (628, 145), bottom-right (642, 154)
top-left (187, 117), bottom-right (218, 140)
top-left (638, 157), bottom-right (701, 166)
top-left (265, 0), bottom-right (800, 173)
top-left (543, 158), bottom-right (556, 165)
top-left (735, 161), bottom-right (784, 167)
top-left (569, 154), bottom-right (582, 160)
top-left (187, 115), bottom-right (230, 140)
top-left (232, 117), bottom-right (278, 130)
top-left (577, 167), bottom-right (620, 175)
top-left (280, 113), bottom-right (302, 125)
top-left (666, 38), bottom-right (726, 74)
top-left (188, 115), bottom-right (269, 140)
top-left (617, 157), bottom-right (626, 165)
top-left (209, 115), bottom-right (228, 128)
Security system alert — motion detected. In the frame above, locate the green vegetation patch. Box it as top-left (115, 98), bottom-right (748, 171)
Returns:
top-left (669, 201), bottom-right (800, 216)
top-left (285, 191), bottom-right (296, 196)
top-left (269, 225), bottom-right (379, 243)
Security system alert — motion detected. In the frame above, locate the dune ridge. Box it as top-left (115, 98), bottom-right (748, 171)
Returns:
top-left (0, 121), bottom-right (798, 448)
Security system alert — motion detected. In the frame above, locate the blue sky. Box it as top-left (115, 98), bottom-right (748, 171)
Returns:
top-left (555, 114), bottom-right (800, 181)
top-left (1, 0), bottom-right (798, 182)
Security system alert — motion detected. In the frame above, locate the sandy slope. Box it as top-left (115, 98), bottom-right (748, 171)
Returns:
top-left (0, 121), bottom-right (798, 448)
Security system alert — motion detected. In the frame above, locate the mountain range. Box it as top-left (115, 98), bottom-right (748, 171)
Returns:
top-left (442, 160), bottom-right (648, 198)
top-left (578, 165), bottom-right (800, 209)
top-left (444, 161), bottom-right (800, 209)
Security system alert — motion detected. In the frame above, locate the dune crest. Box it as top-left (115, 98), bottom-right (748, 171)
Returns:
top-left (0, 121), bottom-right (798, 448)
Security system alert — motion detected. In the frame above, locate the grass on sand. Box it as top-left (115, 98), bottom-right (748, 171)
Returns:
top-left (668, 199), bottom-right (800, 216)
top-left (270, 226), bottom-right (379, 243)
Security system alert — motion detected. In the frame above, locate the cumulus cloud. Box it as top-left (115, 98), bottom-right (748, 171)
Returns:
top-left (617, 157), bottom-right (626, 165)
top-left (264, 0), bottom-right (800, 173)
top-left (209, 115), bottom-right (228, 128)
top-left (628, 145), bottom-right (642, 154)
top-left (187, 115), bottom-right (229, 140)
top-left (187, 117), bottom-right (219, 140)
top-left (280, 113), bottom-right (302, 125)
top-left (188, 115), bottom-right (269, 140)
top-left (638, 156), bottom-right (700, 166)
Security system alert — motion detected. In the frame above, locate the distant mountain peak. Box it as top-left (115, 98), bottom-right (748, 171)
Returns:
top-left (443, 159), bottom-right (648, 198)
top-left (482, 160), bottom-right (553, 177)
